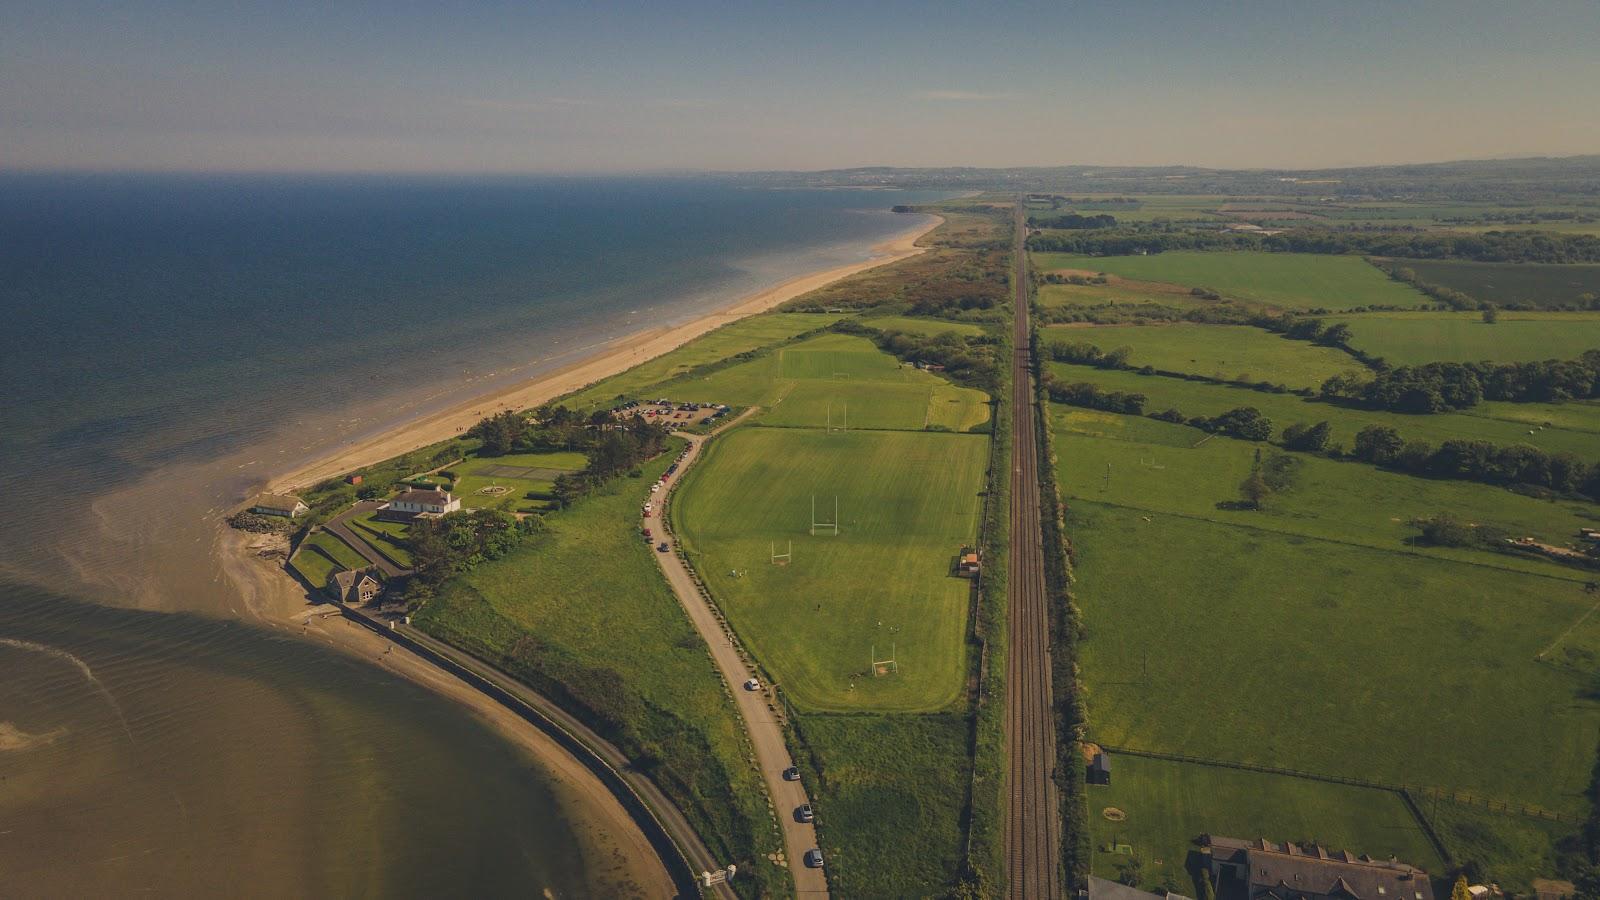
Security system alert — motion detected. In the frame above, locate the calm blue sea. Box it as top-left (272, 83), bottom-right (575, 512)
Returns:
top-left (0, 174), bottom-right (948, 894)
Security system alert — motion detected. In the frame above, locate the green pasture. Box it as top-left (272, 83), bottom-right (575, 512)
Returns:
top-left (1030, 251), bottom-right (1429, 310)
top-left (1047, 323), bottom-right (1366, 389)
top-left (651, 332), bottom-right (990, 432)
top-left (561, 312), bottom-right (843, 410)
top-left (412, 442), bottom-right (785, 894)
top-left (1394, 259), bottom-right (1600, 309)
top-left (1086, 755), bottom-right (1442, 889)
top-left (1327, 310), bottom-right (1600, 364)
top-left (1066, 500), bottom-right (1600, 814)
top-left (799, 713), bottom-right (971, 898)
top-left (1048, 362), bottom-right (1600, 458)
top-left (1050, 410), bottom-right (1595, 582)
top-left (674, 427), bottom-right (988, 712)
top-left (860, 315), bottom-right (986, 337)
top-left (1037, 281), bottom-right (1207, 311)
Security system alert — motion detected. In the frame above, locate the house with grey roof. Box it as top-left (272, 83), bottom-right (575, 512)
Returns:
top-left (251, 493), bottom-right (309, 517)
top-left (377, 488), bottom-right (460, 522)
top-left (1206, 836), bottom-right (1435, 900)
top-left (327, 568), bottom-right (382, 606)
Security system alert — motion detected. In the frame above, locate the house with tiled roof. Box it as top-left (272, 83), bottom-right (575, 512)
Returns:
top-left (1206, 836), bottom-right (1435, 900)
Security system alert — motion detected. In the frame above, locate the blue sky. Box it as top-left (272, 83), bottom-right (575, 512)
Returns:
top-left (3, 0), bottom-right (1597, 172)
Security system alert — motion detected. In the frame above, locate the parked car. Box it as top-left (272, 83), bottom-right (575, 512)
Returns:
top-left (743, 678), bottom-right (760, 691)
top-left (641, 527), bottom-right (652, 538)
top-left (803, 849), bottom-right (824, 869)
top-left (782, 766), bottom-right (800, 782)
top-left (795, 804), bottom-right (814, 823)
top-left (657, 542), bottom-right (670, 553)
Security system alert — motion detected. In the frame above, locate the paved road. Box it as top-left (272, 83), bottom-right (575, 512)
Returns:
top-left (653, 420), bottom-right (831, 897)
top-left (323, 500), bottom-right (410, 577)
top-left (1005, 201), bottom-right (1064, 899)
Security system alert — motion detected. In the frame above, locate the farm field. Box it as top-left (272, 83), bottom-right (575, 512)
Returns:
top-left (1037, 280), bottom-right (1205, 311)
top-left (561, 311), bottom-right (843, 410)
top-left (1327, 310), bottom-right (1600, 364)
top-left (650, 332), bottom-right (991, 432)
top-left (1030, 251), bottom-right (1430, 310)
top-left (1046, 323), bottom-right (1367, 389)
top-left (1085, 754), bottom-right (1443, 889)
top-left (449, 451), bottom-right (586, 513)
top-left (1047, 362), bottom-right (1600, 458)
top-left (1064, 499), bottom-right (1600, 815)
top-left (412, 442), bottom-right (787, 896)
top-left (673, 427), bottom-right (988, 712)
top-left (1394, 259), bottom-right (1600, 309)
top-left (796, 713), bottom-right (971, 898)
top-left (860, 314), bottom-right (985, 337)
top-left (1051, 409), bottom-right (1594, 581)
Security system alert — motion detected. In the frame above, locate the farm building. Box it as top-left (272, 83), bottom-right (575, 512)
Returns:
top-left (378, 488), bottom-right (461, 522)
top-left (1205, 835), bottom-right (1434, 900)
top-left (251, 494), bottom-right (308, 518)
top-left (1087, 752), bottom-right (1110, 785)
top-left (327, 568), bottom-right (381, 605)
top-left (957, 548), bottom-right (982, 576)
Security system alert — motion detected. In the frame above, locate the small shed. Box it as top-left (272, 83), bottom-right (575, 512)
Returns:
top-left (1087, 752), bottom-right (1111, 786)
top-left (957, 548), bottom-right (982, 577)
top-left (347, 474), bottom-right (363, 485)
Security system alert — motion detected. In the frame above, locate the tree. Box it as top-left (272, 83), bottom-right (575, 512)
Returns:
top-left (1210, 407), bottom-right (1272, 441)
top-left (1481, 304), bottom-right (1499, 324)
top-left (1317, 323), bottom-right (1354, 346)
top-left (1282, 421), bottom-right (1331, 452)
top-left (1451, 876), bottom-right (1472, 900)
top-left (1116, 852), bottom-right (1145, 887)
top-left (1353, 425), bottom-right (1405, 464)
top-left (1239, 469), bottom-right (1271, 510)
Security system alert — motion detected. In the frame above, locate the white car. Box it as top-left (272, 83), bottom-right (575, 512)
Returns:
top-left (743, 678), bottom-right (760, 691)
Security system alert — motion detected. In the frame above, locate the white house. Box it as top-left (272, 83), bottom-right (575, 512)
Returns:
top-left (380, 488), bottom-right (461, 521)
top-left (251, 494), bottom-right (309, 518)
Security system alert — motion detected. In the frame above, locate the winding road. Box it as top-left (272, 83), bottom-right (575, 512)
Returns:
top-left (653, 417), bottom-right (830, 897)
top-left (1006, 201), bottom-right (1064, 899)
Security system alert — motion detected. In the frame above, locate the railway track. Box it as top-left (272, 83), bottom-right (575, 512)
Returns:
top-left (1005, 201), bottom-right (1063, 899)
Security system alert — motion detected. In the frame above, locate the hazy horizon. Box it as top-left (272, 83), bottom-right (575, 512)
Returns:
top-left (3, 1), bottom-right (1599, 174)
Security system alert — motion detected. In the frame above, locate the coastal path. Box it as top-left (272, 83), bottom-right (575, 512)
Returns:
top-left (653, 413), bottom-right (830, 897)
top-left (323, 500), bottom-right (410, 578)
top-left (337, 603), bottom-right (732, 899)
top-left (1005, 201), bottom-right (1063, 899)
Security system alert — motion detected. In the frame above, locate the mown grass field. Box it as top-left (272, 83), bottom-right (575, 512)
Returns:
top-left (1047, 361), bottom-right (1600, 458)
top-left (1031, 251), bottom-right (1430, 310)
top-left (412, 442), bottom-right (787, 896)
top-left (653, 332), bottom-right (991, 432)
top-left (1328, 310), bottom-right (1600, 364)
top-left (349, 512), bottom-right (414, 567)
top-left (1086, 754), bottom-right (1443, 888)
top-left (674, 427), bottom-right (988, 712)
top-left (450, 451), bottom-right (586, 513)
top-left (561, 312), bottom-right (843, 410)
top-left (1047, 323), bottom-right (1367, 389)
top-left (288, 531), bottom-right (368, 586)
top-left (1395, 259), bottom-right (1600, 308)
top-left (1037, 280), bottom-right (1209, 310)
top-left (796, 713), bottom-right (971, 898)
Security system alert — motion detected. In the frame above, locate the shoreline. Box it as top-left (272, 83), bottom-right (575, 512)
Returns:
top-left (267, 213), bottom-right (940, 495)
top-left (220, 211), bottom-right (940, 893)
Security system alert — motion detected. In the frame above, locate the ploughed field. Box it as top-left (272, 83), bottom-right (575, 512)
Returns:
top-left (674, 427), bottom-right (987, 712)
top-left (1393, 258), bottom-right (1600, 309)
top-left (1034, 272), bottom-right (1600, 889)
top-left (1031, 251), bottom-right (1430, 310)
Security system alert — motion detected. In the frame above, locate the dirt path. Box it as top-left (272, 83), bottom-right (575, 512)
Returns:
top-left (654, 414), bottom-right (830, 896)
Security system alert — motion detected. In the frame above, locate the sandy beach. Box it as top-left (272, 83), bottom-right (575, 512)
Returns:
top-left (267, 214), bottom-right (939, 494)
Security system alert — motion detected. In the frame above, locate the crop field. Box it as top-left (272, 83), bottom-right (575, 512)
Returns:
top-left (652, 332), bottom-right (990, 432)
top-left (1086, 754), bottom-right (1443, 887)
top-left (796, 713), bottom-right (970, 898)
top-left (1395, 259), bottom-right (1600, 309)
top-left (1327, 310), bottom-right (1600, 364)
top-left (1046, 323), bottom-right (1367, 389)
top-left (860, 314), bottom-right (985, 337)
top-left (1031, 251), bottom-right (1430, 309)
top-left (673, 427), bottom-right (988, 712)
top-left (412, 443), bottom-right (786, 895)
top-left (1037, 280), bottom-right (1207, 310)
top-left (561, 312), bottom-right (843, 410)
top-left (449, 451), bottom-right (586, 512)
top-left (1047, 362), bottom-right (1600, 458)
top-left (1065, 498), bottom-right (1600, 815)
top-left (1051, 412), bottom-right (1595, 582)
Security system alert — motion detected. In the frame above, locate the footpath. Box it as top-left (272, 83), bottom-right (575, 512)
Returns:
top-left (654, 417), bottom-right (831, 897)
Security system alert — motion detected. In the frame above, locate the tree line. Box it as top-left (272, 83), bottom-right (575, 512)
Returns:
top-left (471, 405), bottom-right (672, 506)
top-left (1320, 352), bottom-right (1600, 413)
top-left (1027, 224), bottom-right (1600, 263)
top-left (1026, 213), bottom-right (1118, 230)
